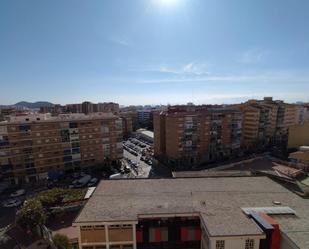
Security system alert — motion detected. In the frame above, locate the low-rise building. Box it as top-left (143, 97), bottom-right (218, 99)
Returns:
top-left (135, 129), bottom-right (154, 144)
top-left (289, 146), bottom-right (309, 166)
top-left (0, 113), bottom-right (123, 184)
top-left (74, 177), bottom-right (309, 249)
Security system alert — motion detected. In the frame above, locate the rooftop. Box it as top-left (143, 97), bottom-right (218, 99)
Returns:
top-left (74, 177), bottom-right (309, 248)
top-left (0, 112), bottom-right (118, 125)
top-left (137, 129), bottom-right (154, 139)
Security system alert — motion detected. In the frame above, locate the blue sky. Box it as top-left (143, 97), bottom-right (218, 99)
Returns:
top-left (1, 0), bottom-right (309, 105)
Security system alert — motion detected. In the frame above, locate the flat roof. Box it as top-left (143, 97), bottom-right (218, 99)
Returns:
top-left (74, 177), bottom-right (309, 248)
top-left (137, 129), bottom-right (154, 139)
top-left (0, 112), bottom-right (118, 125)
top-left (172, 170), bottom-right (252, 178)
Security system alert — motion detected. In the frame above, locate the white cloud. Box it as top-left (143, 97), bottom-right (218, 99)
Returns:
top-left (110, 36), bottom-right (130, 47)
top-left (136, 71), bottom-right (309, 84)
top-left (130, 62), bottom-right (211, 76)
top-left (238, 48), bottom-right (269, 64)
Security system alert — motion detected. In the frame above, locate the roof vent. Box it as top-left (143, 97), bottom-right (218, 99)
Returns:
top-left (200, 201), bottom-right (206, 206)
top-left (273, 201), bottom-right (281, 205)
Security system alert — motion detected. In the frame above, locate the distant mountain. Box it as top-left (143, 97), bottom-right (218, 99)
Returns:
top-left (14, 101), bottom-right (54, 109)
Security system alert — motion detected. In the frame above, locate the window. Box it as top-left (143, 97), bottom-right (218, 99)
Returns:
top-left (81, 226), bottom-right (92, 230)
top-left (95, 246), bottom-right (106, 249)
top-left (245, 239), bottom-right (254, 249)
top-left (216, 240), bottom-right (225, 249)
top-left (102, 137), bottom-right (109, 143)
top-left (101, 125), bottom-right (109, 133)
top-left (110, 246), bottom-right (120, 249)
top-left (94, 225), bottom-right (105, 230)
top-left (123, 246), bottom-right (133, 249)
top-left (69, 122), bottom-right (78, 128)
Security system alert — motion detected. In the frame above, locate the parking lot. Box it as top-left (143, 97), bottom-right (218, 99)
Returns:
top-left (122, 137), bottom-right (154, 178)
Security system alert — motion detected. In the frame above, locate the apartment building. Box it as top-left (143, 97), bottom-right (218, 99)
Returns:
top-left (74, 177), bottom-right (309, 249)
top-left (154, 106), bottom-right (242, 169)
top-left (288, 121), bottom-right (309, 149)
top-left (97, 102), bottom-right (120, 114)
top-left (237, 98), bottom-right (298, 147)
top-left (120, 112), bottom-right (138, 131)
top-left (65, 102), bottom-right (120, 115)
top-left (137, 110), bottom-right (152, 124)
top-left (0, 113), bottom-right (123, 184)
top-left (239, 102), bottom-right (278, 147)
top-left (121, 116), bottom-right (133, 138)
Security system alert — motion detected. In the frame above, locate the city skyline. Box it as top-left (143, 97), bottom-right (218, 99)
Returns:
top-left (1, 0), bottom-right (309, 105)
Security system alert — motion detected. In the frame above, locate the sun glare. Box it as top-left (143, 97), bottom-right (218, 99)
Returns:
top-left (154, 0), bottom-right (180, 8)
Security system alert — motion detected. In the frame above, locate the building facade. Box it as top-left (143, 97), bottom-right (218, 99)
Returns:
top-left (64, 102), bottom-right (120, 115)
top-left (0, 113), bottom-right (123, 184)
top-left (288, 121), bottom-right (309, 149)
top-left (154, 106), bottom-right (242, 169)
top-left (236, 98), bottom-right (299, 148)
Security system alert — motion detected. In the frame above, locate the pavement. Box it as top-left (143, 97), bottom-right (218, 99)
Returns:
top-left (123, 149), bottom-right (151, 178)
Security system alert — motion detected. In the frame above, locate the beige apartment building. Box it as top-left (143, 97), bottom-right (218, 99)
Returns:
top-left (73, 177), bottom-right (309, 249)
top-left (0, 113), bottom-right (123, 184)
top-left (237, 98), bottom-right (299, 147)
top-left (288, 121), bottom-right (309, 149)
top-left (154, 106), bottom-right (242, 169)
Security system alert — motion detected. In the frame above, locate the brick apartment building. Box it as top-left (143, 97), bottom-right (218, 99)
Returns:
top-left (66, 102), bottom-right (120, 115)
top-left (154, 106), bottom-right (242, 169)
top-left (0, 113), bottom-right (123, 184)
top-left (40, 102), bottom-right (120, 116)
top-left (73, 177), bottom-right (309, 249)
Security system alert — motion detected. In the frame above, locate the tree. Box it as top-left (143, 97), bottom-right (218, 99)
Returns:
top-left (53, 234), bottom-right (71, 249)
top-left (16, 199), bottom-right (46, 231)
top-left (37, 188), bottom-right (65, 207)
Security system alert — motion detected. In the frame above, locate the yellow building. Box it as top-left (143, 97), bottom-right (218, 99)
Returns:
top-left (289, 150), bottom-right (309, 165)
top-left (237, 98), bottom-right (299, 147)
top-left (288, 122), bottom-right (309, 149)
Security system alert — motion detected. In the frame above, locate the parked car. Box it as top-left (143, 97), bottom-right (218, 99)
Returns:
top-left (10, 189), bottom-right (26, 198)
top-left (3, 199), bottom-right (22, 208)
top-left (72, 172), bottom-right (80, 178)
top-left (75, 175), bottom-right (92, 188)
top-left (87, 178), bottom-right (98, 187)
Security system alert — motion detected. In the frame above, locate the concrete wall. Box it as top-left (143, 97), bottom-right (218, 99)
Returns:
top-left (280, 232), bottom-right (299, 249)
top-left (208, 237), bottom-right (261, 249)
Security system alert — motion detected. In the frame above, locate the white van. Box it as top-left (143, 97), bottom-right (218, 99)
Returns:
top-left (109, 173), bottom-right (127, 179)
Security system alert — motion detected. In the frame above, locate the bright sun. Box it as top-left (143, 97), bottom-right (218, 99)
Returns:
top-left (154, 0), bottom-right (180, 8)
